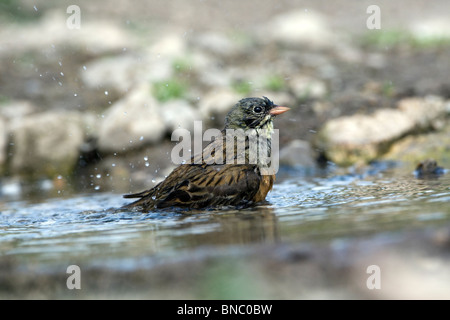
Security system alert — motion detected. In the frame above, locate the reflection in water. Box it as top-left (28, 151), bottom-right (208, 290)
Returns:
top-left (172, 207), bottom-right (279, 247)
top-left (0, 164), bottom-right (449, 269)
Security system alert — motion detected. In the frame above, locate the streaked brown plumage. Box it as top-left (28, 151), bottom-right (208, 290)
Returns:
top-left (123, 97), bottom-right (289, 211)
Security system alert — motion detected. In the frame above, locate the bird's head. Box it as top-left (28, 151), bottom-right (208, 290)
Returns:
top-left (225, 97), bottom-right (290, 131)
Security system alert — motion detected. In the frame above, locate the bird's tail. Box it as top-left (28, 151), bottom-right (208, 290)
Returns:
top-left (121, 189), bottom-right (155, 209)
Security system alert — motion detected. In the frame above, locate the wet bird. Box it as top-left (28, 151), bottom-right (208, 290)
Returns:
top-left (123, 97), bottom-right (289, 211)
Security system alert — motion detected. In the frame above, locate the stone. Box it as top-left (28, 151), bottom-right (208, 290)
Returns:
top-left (265, 10), bottom-right (335, 48)
top-left (0, 117), bottom-right (7, 174)
top-left (97, 83), bottom-right (166, 153)
top-left (0, 100), bottom-right (36, 120)
top-left (315, 96), bottom-right (449, 166)
top-left (0, 10), bottom-right (135, 57)
top-left (160, 99), bottom-right (201, 133)
top-left (80, 54), bottom-right (144, 95)
top-left (149, 33), bottom-right (188, 59)
top-left (382, 124), bottom-right (450, 166)
top-left (288, 76), bottom-right (327, 100)
top-left (8, 111), bottom-right (88, 179)
top-left (189, 32), bottom-right (239, 57)
top-left (198, 89), bottom-right (241, 126)
top-left (279, 139), bottom-right (316, 167)
top-left (410, 19), bottom-right (450, 40)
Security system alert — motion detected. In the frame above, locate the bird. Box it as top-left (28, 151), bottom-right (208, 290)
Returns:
top-left (122, 96), bottom-right (289, 211)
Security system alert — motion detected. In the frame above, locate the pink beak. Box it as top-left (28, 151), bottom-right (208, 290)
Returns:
top-left (269, 106), bottom-right (290, 116)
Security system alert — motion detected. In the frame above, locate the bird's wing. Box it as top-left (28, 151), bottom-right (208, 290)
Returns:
top-left (123, 164), bottom-right (264, 210)
top-left (159, 164), bottom-right (263, 209)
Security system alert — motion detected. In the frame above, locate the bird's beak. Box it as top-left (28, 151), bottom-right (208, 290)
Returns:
top-left (269, 106), bottom-right (290, 116)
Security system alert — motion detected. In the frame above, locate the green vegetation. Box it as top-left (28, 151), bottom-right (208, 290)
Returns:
top-left (0, 0), bottom-right (42, 22)
top-left (152, 78), bottom-right (187, 102)
top-left (172, 57), bottom-right (192, 74)
top-left (360, 29), bottom-right (450, 49)
top-left (231, 80), bottom-right (252, 95)
top-left (263, 75), bottom-right (286, 92)
top-left (381, 81), bottom-right (395, 98)
top-left (0, 95), bottom-right (10, 105)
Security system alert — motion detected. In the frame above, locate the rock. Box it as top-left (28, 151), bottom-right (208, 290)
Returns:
top-left (80, 36), bottom-right (184, 96)
top-left (189, 32), bottom-right (240, 57)
top-left (149, 33), bottom-right (187, 59)
top-left (414, 159), bottom-right (446, 178)
top-left (315, 96), bottom-right (449, 166)
top-left (397, 96), bottom-right (448, 131)
top-left (0, 117), bottom-right (7, 174)
top-left (288, 75), bottom-right (327, 100)
top-left (198, 89), bottom-right (241, 126)
top-left (80, 54), bottom-right (144, 95)
top-left (265, 10), bottom-right (335, 48)
top-left (8, 111), bottom-right (88, 179)
top-left (279, 140), bottom-right (316, 167)
top-left (160, 99), bottom-right (201, 132)
top-left (0, 10), bottom-right (135, 57)
top-left (382, 124), bottom-right (450, 166)
top-left (0, 100), bottom-right (36, 120)
top-left (409, 19), bottom-right (450, 40)
top-left (97, 83), bottom-right (166, 153)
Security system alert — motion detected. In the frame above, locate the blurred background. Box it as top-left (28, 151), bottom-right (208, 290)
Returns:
top-left (0, 0), bottom-right (449, 197)
top-left (0, 0), bottom-right (449, 299)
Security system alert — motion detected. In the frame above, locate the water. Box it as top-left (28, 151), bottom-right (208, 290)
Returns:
top-left (1, 162), bottom-right (449, 298)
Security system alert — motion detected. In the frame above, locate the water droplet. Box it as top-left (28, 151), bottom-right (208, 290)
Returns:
top-left (112, 163), bottom-right (116, 167)
top-left (104, 91), bottom-right (109, 96)
top-left (33, 5), bottom-right (38, 11)
top-left (58, 61), bottom-right (62, 66)
top-left (94, 185), bottom-right (101, 190)
top-left (96, 174), bottom-right (101, 179)
top-left (139, 136), bottom-right (144, 141)
top-left (60, 72), bottom-right (64, 76)
top-left (151, 179), bottom-right (156, 183)
top-left (82, 65), bottom-right (87, 71)
top-left (144, 156), bottom-right (148, 161)
top-left (151, 195), bottom-right (156, 200)
top-left (145, 163), bottom-right (150, 167)
top-left (74, 93), bottom-right (78, 97)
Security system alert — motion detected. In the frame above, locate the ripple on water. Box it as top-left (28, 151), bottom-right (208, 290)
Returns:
top-left (0, 169), bottom-right (449, 267)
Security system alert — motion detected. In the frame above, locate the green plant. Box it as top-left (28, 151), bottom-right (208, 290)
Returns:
top-left (152, 79), bottom-right (187, 102)
top-left (231, 80), bottom-right (252, 95)
top-left (0, 0), bottom-right (42, 22)
top-left (360, 29), bottom-right (450, 49)
top-left (172, 57), bottom-right (192, 73)
top-left (263, 75), bottom-right (285, 92)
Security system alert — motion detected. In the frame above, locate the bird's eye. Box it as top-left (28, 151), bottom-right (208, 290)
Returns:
top-left (253, 106), bottom-right (263, 113)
